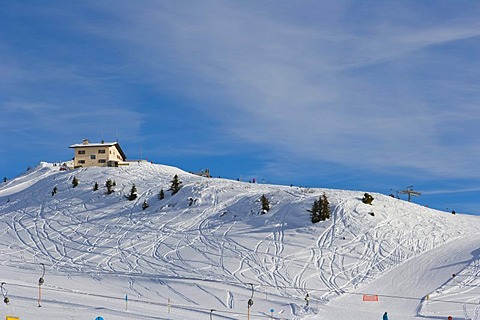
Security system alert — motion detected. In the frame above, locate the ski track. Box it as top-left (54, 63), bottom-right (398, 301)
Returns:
top-left (0, 162), bottom-right (479, 320)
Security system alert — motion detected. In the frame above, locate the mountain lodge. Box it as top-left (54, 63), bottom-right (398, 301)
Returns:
top-left (69, 139), bottom-right (127, 168)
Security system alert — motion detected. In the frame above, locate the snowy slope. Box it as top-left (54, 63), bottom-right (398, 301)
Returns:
top-left (0, 162), bottom-right (478, 320)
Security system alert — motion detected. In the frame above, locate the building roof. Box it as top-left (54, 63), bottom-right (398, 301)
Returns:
top-left (69, 141), bottom-right (117, 148)
top-left (69, 141), bottom-right (127, 160)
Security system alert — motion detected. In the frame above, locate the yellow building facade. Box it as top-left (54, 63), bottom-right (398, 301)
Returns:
top-left (69, 139), bottom-right (127, 168)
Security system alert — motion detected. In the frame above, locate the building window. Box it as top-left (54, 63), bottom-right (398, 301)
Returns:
top-left (78, 150), bottom-right (85, 155)
top-left (79, 160), bottom-right (85, 164)
top-left (98, 159), bottom-right (106, 164)
top-left (98, 150), bottom-right (106, 154)
top-left (90, 155), bottom-right (96, 160)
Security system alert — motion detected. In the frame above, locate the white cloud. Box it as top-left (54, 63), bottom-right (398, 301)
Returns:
top-left (76, 1), bottom-right (480, 178)
top-left (422, 186), bottom-right (480, 196)
top-left (0, 101), bottom-right (143, 145)
top-left (2, 1), bottom-right (480, 180)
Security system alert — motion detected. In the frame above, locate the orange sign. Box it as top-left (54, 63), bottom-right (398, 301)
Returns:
top-left (362, 294), bottom-right (379, 301)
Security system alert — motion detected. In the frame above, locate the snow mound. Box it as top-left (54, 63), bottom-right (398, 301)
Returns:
top-left (0, 162), bottom-right (478, 320)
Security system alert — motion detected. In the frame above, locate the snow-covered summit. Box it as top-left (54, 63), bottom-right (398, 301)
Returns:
top-left (0, 162), bottom-right (478, 319)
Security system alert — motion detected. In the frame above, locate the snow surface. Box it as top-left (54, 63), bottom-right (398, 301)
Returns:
top-left (0, 161), bottom-right (478, 320)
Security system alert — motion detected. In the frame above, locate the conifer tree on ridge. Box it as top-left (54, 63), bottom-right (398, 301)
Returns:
top-left (169, 174), bottom-right (182, 195)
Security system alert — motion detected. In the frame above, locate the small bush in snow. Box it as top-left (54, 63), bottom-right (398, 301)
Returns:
top-left (260, 195), bottom-right (270, 213)
top-left (105, 179), bottom-right (115, 195)
top-left (72, 176), bottom-right (79, 188)
top-left (126, 184), bottom-right (138, 201)
top-left (51, 186), bottom-right (58, 196)
top-left (362, 193), bottom-right (374, 205)
top-left (93, 182), bottom-right (99, 191)
top-left (159, 189), bottom-right (165, 200)
top-left (142, 200), bottom-right (149, 210)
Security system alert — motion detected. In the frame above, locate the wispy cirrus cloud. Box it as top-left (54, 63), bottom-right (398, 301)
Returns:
top-left (65, 1), bottom-right (480, 179)
top-left (1, 1), bottom-right (480, 190)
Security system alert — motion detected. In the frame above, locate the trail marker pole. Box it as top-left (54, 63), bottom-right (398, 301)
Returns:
top-left (247, 299), bottom-right (253, 320)
top-left (247, 283), bottom-right (255, 320)
top-left (210, 309), bottom-right (215, 320)
top-left (1, 282), bottom-right (9, 305)
top-left (125, 295), bottom-right (128, 311)
top-left (38, 263), bottom-right (45, 307)
top-left (270, 308), bottom-right (274, 319)
top-left (168, 298), bottom-right (171, 314)
top-left (38, 285), bottom-right (41, 307)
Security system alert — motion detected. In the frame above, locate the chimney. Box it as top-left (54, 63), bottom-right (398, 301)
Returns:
top-left (82, 139), bottom-right (90, 145)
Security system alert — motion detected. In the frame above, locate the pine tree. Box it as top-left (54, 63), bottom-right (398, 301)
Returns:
top-left (3, 177), bottom-right (6, 183)
top-left (72, 176), bottom-right (79, 188)
top-left (126, 184), bottom-right (138, 201)
top-left (158, 189), bottom-right (165, 200)
top-left (308, 193), bottom-right (330, 223)
top-left (260, 195), bottom-right (270, 213)
top-left (93, 182), bottom-right (99, 191)
top-left (142, 199), bottom-right (149, 210)
top-left (308, 198), bottom-right (321, 223)
top-left (169, 174), bottom-right (182, 195)
top-left (105, 179), bottom-right (114, 195)
top-left (319, 193), bottom-right (330, 221)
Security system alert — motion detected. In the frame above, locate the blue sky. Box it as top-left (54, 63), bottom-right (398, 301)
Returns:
top-left (1, 1), bottom-right (479, 214)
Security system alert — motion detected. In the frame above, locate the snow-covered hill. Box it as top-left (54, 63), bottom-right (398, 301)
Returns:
top-left (0, 162), bottom-right (478, 320)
